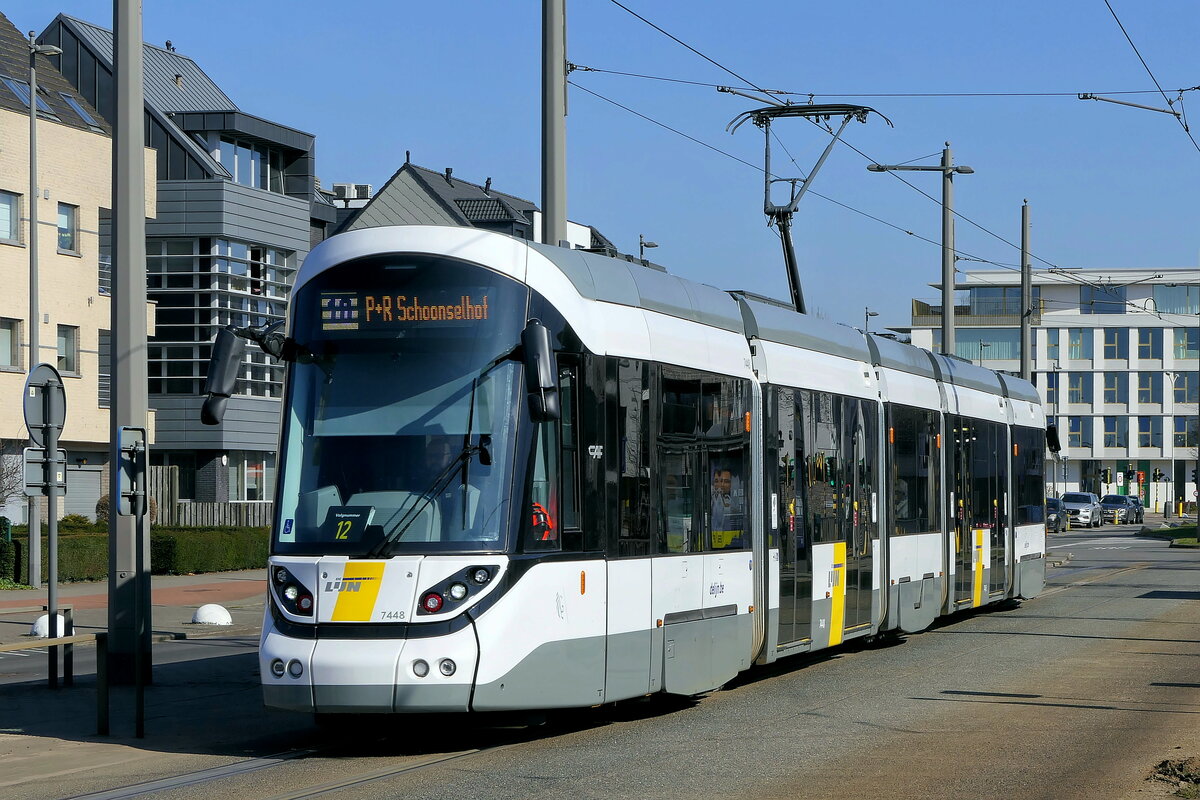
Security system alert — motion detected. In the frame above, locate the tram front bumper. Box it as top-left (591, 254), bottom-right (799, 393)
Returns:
top-left (260, 618), bottom-right (479, 714)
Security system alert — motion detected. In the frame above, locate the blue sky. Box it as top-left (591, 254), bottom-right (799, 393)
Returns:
top-left (7, 1), bottom-right (1199, 330)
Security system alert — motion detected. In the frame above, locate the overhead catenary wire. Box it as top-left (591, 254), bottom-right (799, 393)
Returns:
top-left (1101, 0), bottom-right (1200, 155)
top-left (597, 1), bottom-right (1196, 306)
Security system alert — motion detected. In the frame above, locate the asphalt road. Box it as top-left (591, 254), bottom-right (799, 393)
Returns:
top-left (2, 524), bottom-right (1197, 800)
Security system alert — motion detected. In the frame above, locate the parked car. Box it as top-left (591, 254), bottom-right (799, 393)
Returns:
top-left (1045, 497), bottom-right (1067, 533)
top-left (1128, 496), bottom-right (1145, 524)
top-left (1061, 492), bottom-right (1103, 528)
top-left (1100, 494), bottom-right (1144, 524)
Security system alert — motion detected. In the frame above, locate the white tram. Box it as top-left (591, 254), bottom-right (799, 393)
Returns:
top-left (208, 225), bottom-right (1048, 715)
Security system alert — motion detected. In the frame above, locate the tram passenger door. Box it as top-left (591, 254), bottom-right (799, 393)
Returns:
top-left (948, 415), bottom-right (975, 608)
top-left (842, 398), bottom-right (876, 632)
top-left (773, 389), bottom-right (812, 649)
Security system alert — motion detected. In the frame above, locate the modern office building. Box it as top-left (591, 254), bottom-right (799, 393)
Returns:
top-left (897, 268), bottom-right (1200, 511)
top-left (0, 11), bottom-right (156, 522)
top-left (38, 14), bottom-right (336, 504)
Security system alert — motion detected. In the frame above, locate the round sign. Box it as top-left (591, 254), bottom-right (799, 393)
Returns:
top-left (23, 363), bottom-right (67, 448)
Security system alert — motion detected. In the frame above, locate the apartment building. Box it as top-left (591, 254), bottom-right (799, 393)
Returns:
top-left (38, 14), bottom-right (336, 505)
top-left (899, 267), bottom-right (1200, 511)
top-left (0, 12), bottom-right (155, 522)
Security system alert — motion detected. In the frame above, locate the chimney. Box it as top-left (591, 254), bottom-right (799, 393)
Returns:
top-left (405, 150), bottom-right (410, 164)
top-left (444, 167), bottom-right (453, 185)
top-left (483, 177), bottom-right (492, 195)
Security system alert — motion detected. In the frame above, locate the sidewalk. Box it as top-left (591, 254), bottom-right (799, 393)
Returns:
top-left (0, 569), bottom-right (266, 647)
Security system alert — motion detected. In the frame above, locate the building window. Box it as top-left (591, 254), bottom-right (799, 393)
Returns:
top-left (1102, 417), bottom-right (1128, 448)
top-left (1046, 329), bottom-right (1059, 364)
top-left (1153, 284), bottom-right (1200, 315)
top-left (1102, 373), bottom-right (1127, 405)
top-left (57, 92), bottom-right (103, 132)
top-left (1044, 371), bottom-right (1059, 406)
top-left (1067, 372), bottom-right (1092, 405)
top-left (1068, 416), bottom-right (1092, 448)
top-left (1080, 285), bottom-right (1127, 314)
top-left (1, 318), bottom-right (19, 369)
top-left (1138, 372), bottom-right (1162, 405)
top-left (98, 329), bottom-right (110, 407)
top-left (1102, 328), bottom-right (1128, 360)
top-left (1138, 417), bottom-right (1162, 448)
top-left (0, 76), bottom-right (58, 119)
top-left (1137, 328), bottom-right (1163, 360)
top-left (1067, 328), bottom-right (1092, 360)
top-left (1174, 328), bottom-right (1199, 360)
top-left (0, 191), bottom-right (20, 243)
top-left (1174, 372), bottom-right (1200, 405)
top-left (56, 325), bottom-right (78, 374)
top-left (216, 137), bottom-right (284, 192)
top-left (57, 203), bottom-right (78, 252)
top-left (227, 450), bottom-right (275, 501)
top-left (1174, 416), bottom-right (1199, 448)
top-left (957, 328), bottom-right (1020, 361)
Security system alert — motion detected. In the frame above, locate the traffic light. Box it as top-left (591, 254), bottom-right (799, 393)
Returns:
top-left (1102, 468), bottom-right (1112, 483)
top-left (1152, 468), bottom-right (1163, 482)
top-left (1193, 469), bottom-right (1198, 484)
top-left (1126, 470), bottom-right (1136, 484)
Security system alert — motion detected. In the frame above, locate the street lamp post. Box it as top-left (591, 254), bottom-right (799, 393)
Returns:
top-left (27, 32), bottom-right (63, 588)
top-left (868, 143), bottom-right (973, 356)
top-left (639, 234), bottom-right (657, 261)
top-left (864, 308), bottom-right (878, 333)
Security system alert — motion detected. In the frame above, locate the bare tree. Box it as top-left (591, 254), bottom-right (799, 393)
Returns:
top-left (0, 439), bottom-right (24, 511)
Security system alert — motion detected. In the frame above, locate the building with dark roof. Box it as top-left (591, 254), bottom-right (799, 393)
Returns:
top-left (37, 13), bottom-right (337, 503)
top-left (0, 11), bottom-right (157, 522)
top-left (336, 159), bottom-right (618, 254)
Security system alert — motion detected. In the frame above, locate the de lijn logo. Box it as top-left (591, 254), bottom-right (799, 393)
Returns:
top-left (324, 575), bottom-right (380, 593)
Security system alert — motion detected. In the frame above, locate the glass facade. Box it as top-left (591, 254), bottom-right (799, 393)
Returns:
top-left (147, 237), bottom-right (292, 398)
top-left (1102, 417), bottom-right (1128, 448)
top-left (1175, 328), bottom-right (1199, 360)
top-left (1080, 285), bottom-right (1127, 314)
top-left (1137, 328), bottom-right (1162, 359)
top-left (1102, 372), bottom-right (1127, 405)
top-left (1138, 417), bottom-right (1162, 448)
top-left (1138, 372), bottom-right (1162, 405)
top-left (1067, 372), bottom-right (1092, 404)
top-left (1174, 372), bottom-right (1200, 405)
top-left (1102, 328), bottom-right (1128, 360)
top-left (1153, 284), bottom-right (1200, 315)
top-left (1068, 416), bottom-right (1092, 448)
top-left (217, 137), bottom-right (284, 192)
top-left (1067, 328), bottom-right (1092, 360)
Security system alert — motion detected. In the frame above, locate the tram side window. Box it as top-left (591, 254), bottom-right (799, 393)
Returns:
top-left (889, 404), bottom-right (941, 535)
top-left (523, 363), bottom-right (581, 552)
top-left (1012, 426), bottom-right (1045, 525)
top-left (617, 359), bottom-right (653, 557)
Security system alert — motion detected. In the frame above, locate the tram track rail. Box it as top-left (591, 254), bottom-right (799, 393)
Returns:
top-left (64, 730), bottom-right (523, 800)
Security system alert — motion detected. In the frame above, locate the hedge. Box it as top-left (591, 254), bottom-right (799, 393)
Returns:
top-left (5, 526), bottom-right (269, 584)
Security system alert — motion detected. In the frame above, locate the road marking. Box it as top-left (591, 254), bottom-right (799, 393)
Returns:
top-left (1047, 538), bottom-right (1129, 549)
top-left (1040, 563), bottom-right (1150, 598)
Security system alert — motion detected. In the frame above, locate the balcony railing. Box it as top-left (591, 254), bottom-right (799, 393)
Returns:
top-left (912, 298), bottom-right (1042, 327)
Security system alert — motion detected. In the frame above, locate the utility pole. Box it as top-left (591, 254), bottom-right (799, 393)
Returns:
top-left (865, 307), bottom-right (879, 333)
top-left (541, 0), bottom-right (567, 247)
top-left (27, 33), bottom-right (62, 588)
top-left (1020, 201), bottom-right (1032, 381)
top-left (108, 0), bottom-right (150, 685)
top-left (868, 143), bottom-right (973, 355)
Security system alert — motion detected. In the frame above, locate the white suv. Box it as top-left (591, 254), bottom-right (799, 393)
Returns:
top-left (1061, 492), bottom-right (1103, 528)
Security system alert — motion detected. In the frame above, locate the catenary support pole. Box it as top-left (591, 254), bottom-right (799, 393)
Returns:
top-left (27, 32), bottom-right (42, 590)
top-left (108, 0), bottom-right (150, 686)
top-left (541, 0), bottom-right (567, 247)
top-left (1020, 201), bottom-right (1032, 381)
top-left (941, 144), bottom-right (956, 356)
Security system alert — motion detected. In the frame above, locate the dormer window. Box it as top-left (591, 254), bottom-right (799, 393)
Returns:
top-left (217, 136), bottom-right (284, 192)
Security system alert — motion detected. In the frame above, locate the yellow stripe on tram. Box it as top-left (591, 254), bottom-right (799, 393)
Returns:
top-left (830, 541), bottom-right (847, 646)
top-left (332, 561), bottom-right (386, 622)
top-left (972, 530), bottom-right (984, 608)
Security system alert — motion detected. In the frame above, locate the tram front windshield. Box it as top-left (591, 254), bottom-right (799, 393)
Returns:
top-left (272, 255), bottom-right (529, 556)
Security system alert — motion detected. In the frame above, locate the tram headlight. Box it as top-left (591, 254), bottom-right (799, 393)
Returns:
top-left (270, 658), bottom-right (285, 678)
top-left (439, 658), bottom-right (457, 677)
top-left (273, 568), bottom-right (289, 585)
top-left (283, 584), bottom-right (299, 601)
top-left (272, 566), bottom-right (314, 617)
top-left (470, 567), bottom-right (491, 586)
top-left (412, 659), bottom-right (430, 678)
top-left (448, 582), bottom-right (468, 601)
top-left (421, 592), bottom-right (444, 614)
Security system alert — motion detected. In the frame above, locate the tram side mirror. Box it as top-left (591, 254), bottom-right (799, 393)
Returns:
top-left (521, 319), bottom-right (560, 422)
top-left (1045, 424), bottom-right (1061, 454)
top-left (201, 327), bottom-right (247, 425)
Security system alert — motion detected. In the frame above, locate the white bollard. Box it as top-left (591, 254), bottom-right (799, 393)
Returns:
top-left (31, 614), bottom-right (72, 638)
top-left (191, 604), bottom-right (233, 625)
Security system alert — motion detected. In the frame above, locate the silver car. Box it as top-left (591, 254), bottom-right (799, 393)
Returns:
top-left (1061, 491), bottom-right (1103, 528)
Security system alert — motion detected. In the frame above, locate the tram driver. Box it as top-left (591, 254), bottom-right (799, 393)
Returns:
top-left (710, 464), bottom-right (745, 548)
